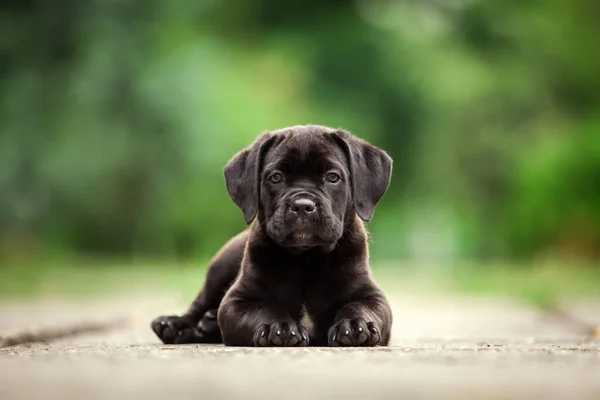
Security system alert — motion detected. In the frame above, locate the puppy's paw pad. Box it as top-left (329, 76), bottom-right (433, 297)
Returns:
top-left (328, 318), bottom-right (380, 347)
top-left (253, 321), bottom-right (309, 347)
top-left (151, 315), bottom-right (196, 344)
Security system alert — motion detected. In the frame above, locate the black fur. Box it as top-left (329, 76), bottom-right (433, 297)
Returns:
top-left (151, 125), bottom-right (393, 347)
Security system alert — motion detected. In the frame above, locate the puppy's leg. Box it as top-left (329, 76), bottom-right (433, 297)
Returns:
top-left (218, 294), bottom-right (309, 347)
top-left (327, 286), bottom-right (392, 347)
top-left (151, 231), bottom-right (247, 344)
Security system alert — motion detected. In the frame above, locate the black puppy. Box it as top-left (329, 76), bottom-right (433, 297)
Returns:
top-left (152, 125), bottom-right (393, 346)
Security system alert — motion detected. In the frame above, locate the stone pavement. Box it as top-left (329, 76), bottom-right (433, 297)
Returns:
top-left (1, 294), bottom-right (599, 400)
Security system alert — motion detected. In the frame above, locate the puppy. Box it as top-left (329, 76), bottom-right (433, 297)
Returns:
top-left (152, 125), bottom-right (393, 346)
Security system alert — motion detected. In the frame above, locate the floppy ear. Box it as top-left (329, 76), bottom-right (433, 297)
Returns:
top-left (223, 133), bottom-right (275, 224)
top-left (332, 130), bottom-right (393, 222)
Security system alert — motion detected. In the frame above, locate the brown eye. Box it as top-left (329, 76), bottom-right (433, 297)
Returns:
top-left (326, 172), bottom-right (341, 183)
top-left (268, 173), bottom-right (283, 184)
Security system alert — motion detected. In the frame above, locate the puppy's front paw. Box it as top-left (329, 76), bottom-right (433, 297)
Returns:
top-left (151, 315), bottom-right (199, 344)
top-left (253, 321), bottom-right (309, 347)
top-left (328, 318), bottom-right (380, 346)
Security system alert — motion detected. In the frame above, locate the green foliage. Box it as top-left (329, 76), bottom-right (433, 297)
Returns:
top-left (1, 0), bottom-right (599, 264)
top-left (506, 117), bottom-right (600, 258)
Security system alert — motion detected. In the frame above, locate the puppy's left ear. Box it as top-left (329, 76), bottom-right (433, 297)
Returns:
top-left (223, 132), bottom-right (275, 224)
top-left (332, 130), bottom-right (393, 222)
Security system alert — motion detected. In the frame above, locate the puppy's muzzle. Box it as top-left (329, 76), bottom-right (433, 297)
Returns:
top-left (288, 198), bottom-right (317, 217)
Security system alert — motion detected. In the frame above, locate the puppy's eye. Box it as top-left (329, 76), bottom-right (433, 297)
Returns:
top-left (268, 173), bottom-right (283, 184)
top-left (326, 172), bottom-right (341, 183)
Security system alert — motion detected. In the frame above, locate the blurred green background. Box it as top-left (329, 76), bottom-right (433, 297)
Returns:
top-left (1, 0), bottom-right (599, 301)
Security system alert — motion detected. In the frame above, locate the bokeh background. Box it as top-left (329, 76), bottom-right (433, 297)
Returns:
top-left (1, 0), bottom-right (599, 304)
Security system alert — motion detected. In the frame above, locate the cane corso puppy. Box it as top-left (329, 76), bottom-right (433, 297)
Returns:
top-left (151, 125), bottom-right (393, 346)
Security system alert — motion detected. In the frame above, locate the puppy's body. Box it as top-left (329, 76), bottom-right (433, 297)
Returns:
top-left (152, 125), bottom-right (393, 347)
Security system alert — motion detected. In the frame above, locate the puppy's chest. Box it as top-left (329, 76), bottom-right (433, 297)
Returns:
top-left (270, 268), bottom-right (324, 302)
top-left (297, 278), bottom-right (339, 337)
top-left (268, 265), bottom-right (335, 303)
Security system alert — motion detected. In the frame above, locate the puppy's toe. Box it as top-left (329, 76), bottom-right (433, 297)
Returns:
top-left (352, 319), bottom-right (370, 345)
top-left (267, 321), bottom-right (286, 346)
top-left (328, 318), bottom-right (378, 347)
top-left (151, 315), bottom-right (199, 344)
top-left (286, 323), bottom-right (303, 346)
top-left (151, 315), bottom-right (177, 343)
top-left (335, 320), bottom-right (354, 346)
top-left (252, 321), bottom-right (309, 347)
top-left (367, 322), bottom-right (381, 346)
top-left (253, 324), bottom-right (270, 346)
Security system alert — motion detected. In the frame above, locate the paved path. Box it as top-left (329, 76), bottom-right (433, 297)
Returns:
top-left (1, 295), bottom-right (599, 400)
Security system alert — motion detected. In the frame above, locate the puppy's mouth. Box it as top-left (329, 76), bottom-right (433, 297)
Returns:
top-left (276, 229), bottom-right (338, 251)
top-left (288, 232), bottom-right (319, 248)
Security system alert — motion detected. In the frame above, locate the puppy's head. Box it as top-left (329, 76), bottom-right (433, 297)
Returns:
top-left (224, 125), bottom-right (392, 251)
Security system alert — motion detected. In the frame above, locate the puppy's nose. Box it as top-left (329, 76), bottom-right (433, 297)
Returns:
top-left (289, 198), bottom-right (317, 216)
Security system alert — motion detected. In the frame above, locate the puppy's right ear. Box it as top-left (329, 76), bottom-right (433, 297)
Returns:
top-left (223, 133), bottom-right (275, 224)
